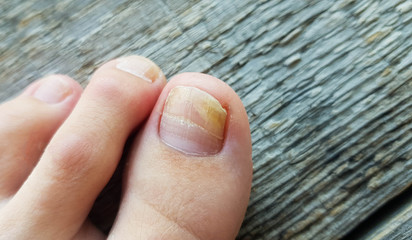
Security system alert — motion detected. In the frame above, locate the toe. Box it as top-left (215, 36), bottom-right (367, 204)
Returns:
top-left (0, 56), bottom-right (166, 239)
top-left (0, 75), bottom-right (81, 200)
top-left (110, 73), bottom-right (253, 240)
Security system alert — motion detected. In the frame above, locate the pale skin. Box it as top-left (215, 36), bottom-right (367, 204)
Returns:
top-left (0, 56), bottom-right (252, 240)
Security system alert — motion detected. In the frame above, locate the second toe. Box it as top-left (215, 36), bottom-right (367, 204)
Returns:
top-left (0, 56), bottom-right (166, 239)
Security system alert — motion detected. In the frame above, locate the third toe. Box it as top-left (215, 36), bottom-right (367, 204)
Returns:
top-left (0, 56), bottom-right (166, 239)
top-left (0, 75), bottom-right (82, 200)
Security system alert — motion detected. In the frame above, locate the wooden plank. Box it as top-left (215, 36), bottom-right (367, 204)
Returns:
top-left (365, 204), bottom-right (412, 240)
top-left (1, 0), bottom-right (411, 239)
top-left (343, 188), bottom-right (412, 240)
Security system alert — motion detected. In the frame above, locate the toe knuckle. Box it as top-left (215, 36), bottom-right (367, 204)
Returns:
top-left (45, 134), bottom-right (96, 180)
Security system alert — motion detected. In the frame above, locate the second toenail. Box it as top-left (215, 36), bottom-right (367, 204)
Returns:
top-left (160, 86), bottom-right (227, 156)
top-left (116, 56), bottom-right (161, 83)
top-left (32, 77), bottom-right (73, 104)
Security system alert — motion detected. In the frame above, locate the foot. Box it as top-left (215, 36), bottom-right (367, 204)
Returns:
top-left (0, 56), bottom-right (252, 239)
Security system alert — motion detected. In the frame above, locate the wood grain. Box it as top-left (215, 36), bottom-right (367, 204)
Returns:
top-left (1, 0), bottom-right (411, 239)
top-left (344, 188), bottom-right (412, 240)
top-left (365, 203), bottom-right (412, 240)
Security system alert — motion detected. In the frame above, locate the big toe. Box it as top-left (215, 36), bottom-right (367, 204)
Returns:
top-left (110, 73), bottom-right (253, 240)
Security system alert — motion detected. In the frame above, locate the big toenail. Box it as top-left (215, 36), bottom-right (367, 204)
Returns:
top-left (160, 86), bottom-right (227, 156)
top-left (116, 56), bottom-right (161, 83)
top-left (32, 77), bottom-right (73, 104)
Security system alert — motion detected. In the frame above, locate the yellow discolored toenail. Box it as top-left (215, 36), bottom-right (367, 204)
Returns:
top-left (159, 86), bottom-right (227, 155)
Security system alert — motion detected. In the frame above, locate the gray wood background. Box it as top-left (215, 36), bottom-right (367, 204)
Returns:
top-left (1, 0), bottom-right (411, 239)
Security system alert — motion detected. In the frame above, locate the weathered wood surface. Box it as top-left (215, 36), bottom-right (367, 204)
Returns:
top-left (364, 203), bottom-right (412, 240)
top-left (342, 188), bottom-right (412, 240)
top-left (1, 0), bottom-right (412, 239)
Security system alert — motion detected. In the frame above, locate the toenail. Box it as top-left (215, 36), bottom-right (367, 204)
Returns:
top-left (116, 56), bottom-right (161, 83)
top-left (32, 77), bottom-right (73, 104)
top-left (160, 86), bottom-right (227, 156)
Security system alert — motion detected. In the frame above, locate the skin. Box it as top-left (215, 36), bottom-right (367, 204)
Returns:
top-left (0, 56), bottom-right (252, 240)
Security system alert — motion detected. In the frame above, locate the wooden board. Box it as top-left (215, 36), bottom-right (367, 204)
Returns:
top-left (1, 0), bottom-right (411, 239)
top-left (344, 188), bottom-right (412, 240)
top-left (364, 204), bottom-right (412, 240)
